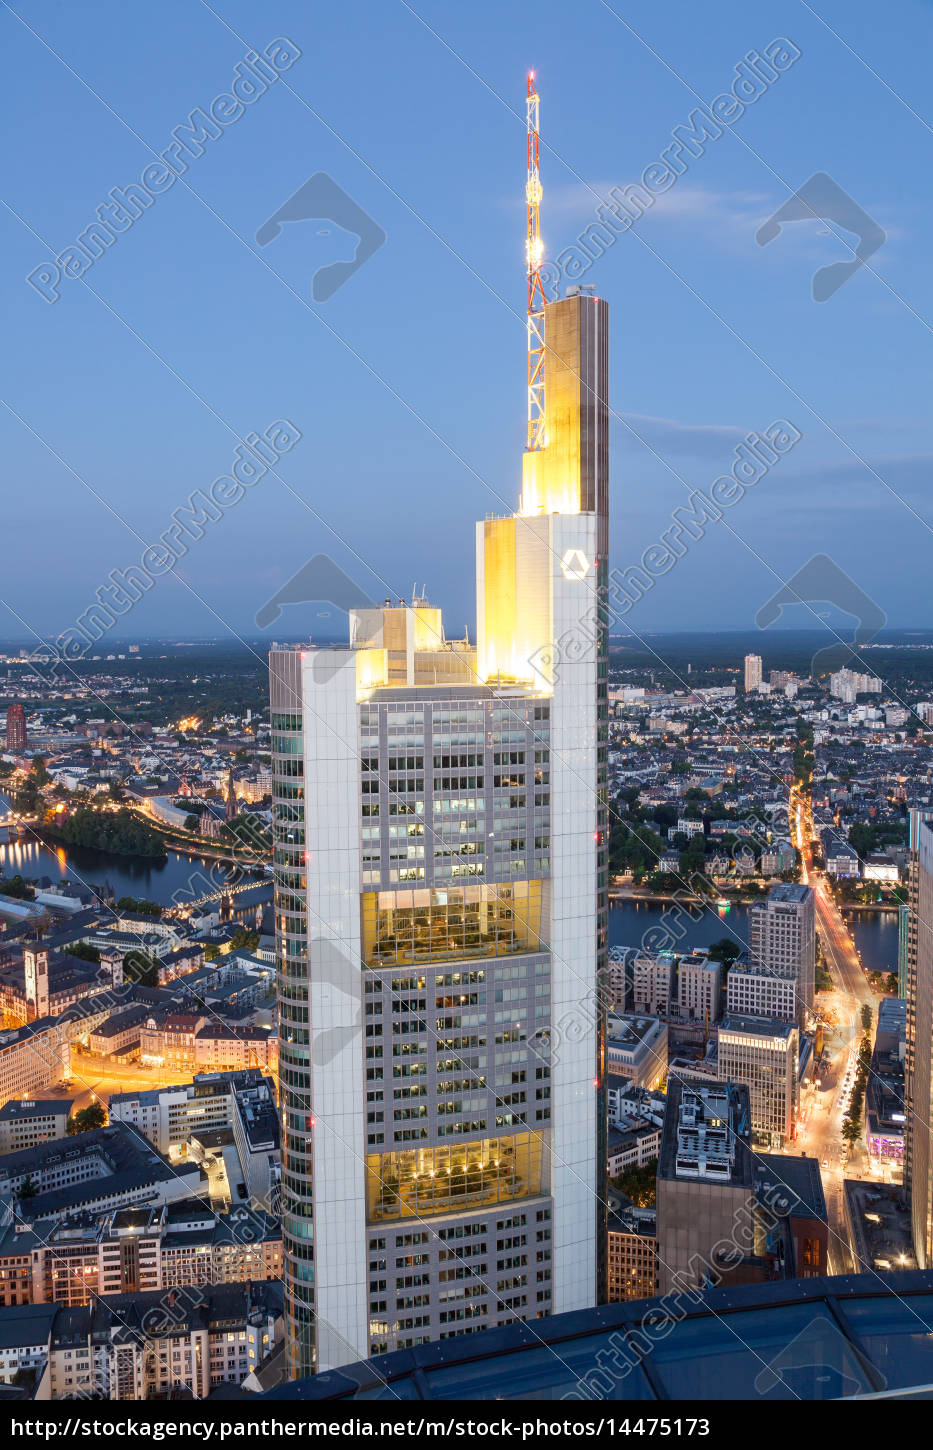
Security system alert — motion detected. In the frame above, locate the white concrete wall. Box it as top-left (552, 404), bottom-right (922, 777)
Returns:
top-left (301, 650), bottom-right (368, 1370)
top-left (547, 512), bottom-right (599, 1314)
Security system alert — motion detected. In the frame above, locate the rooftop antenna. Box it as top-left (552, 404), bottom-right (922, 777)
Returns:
top-left (526, 71), bottom-right (547, 453)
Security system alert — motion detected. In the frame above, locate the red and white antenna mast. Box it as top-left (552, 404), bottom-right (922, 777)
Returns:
top-left (526, 71), bottom-right (547, 453)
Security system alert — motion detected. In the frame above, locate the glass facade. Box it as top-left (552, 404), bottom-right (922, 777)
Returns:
top-left (365, 1132), bottom-right (544, 1221)
top-left (361, 884), bottom-right (545, 966)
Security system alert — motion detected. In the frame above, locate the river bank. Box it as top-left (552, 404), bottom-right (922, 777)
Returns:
top-left (0, 794), bottom-right (259, 904)
top-left (610, 898), bottom-right (899, 976)
top-left (610, 883), bottom-right (901, 916)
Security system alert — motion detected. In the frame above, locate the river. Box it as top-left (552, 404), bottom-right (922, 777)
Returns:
top-left (610, 897), bottom-right (898, 978)
top-left (0, 792), bottom-right (901, 974)
top-left (0, 793), bottom-right (254, 907)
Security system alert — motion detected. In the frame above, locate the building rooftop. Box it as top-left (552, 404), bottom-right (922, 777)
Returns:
top-left (658, 1077), bottom-right (753, 1188)
top-left (262, 1271), bottom-right (933, 1401)
top-left (760, 883), bottom-right (811, 904)
top-left (0, 1098), bottom-right (71, 1122)
top-left (756, 1153), bottom-right (827, 1224)
top-left (719, 1014), bottom-right (796, 1041)
top-left (606, 1013), bottom-right (663, 1048)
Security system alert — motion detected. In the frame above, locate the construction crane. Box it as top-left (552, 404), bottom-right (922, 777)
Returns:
top-left (525, 70), bottom-right (547, 453)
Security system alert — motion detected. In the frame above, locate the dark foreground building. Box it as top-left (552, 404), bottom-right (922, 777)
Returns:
top-left (263, 1270), bottom-right (933, 1401)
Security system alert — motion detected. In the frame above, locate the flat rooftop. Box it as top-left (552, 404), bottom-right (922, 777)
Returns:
top-left (766, 883), bottom-right (811, 903)
top-left (719, 1014), bottom-right (796, 1041)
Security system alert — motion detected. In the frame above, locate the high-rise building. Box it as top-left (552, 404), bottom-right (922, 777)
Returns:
top-left (829, 668), bottom-right (882, 703)
top-left (655, 1079), bottom-right (755, 1294)
top-left (717, 1016), bottom-right (799, 1146)
top-left (270, 83), bottom-right (608, 1375)
top-left (905, 813), bottom-right (933, 1264)
top-left (899, 901), bottom-right (911, 1000)
top-left (748, 883), bottom-right (815, 1029)
top-left (5, 703), bottom-right (26, 753)
top-left (743, 654), bottom-right (762, 693)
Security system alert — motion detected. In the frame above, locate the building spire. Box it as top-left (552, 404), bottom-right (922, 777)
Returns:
top-left (526, 71), bottom-right (547, 453)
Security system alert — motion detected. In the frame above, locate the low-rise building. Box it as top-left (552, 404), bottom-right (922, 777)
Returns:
top-left (630, 952), bottom-right (676, 1017)
top-left (607, 1203), bottom-right (658, 1303)
top-left (0, 1124), bottom-right (203, 1223)
top-left (677, 950), bottom-right (722, 1024)
top-left (606, 1014), bottom-right (668, 1090)
top-left (822, 829), bottom-right (860, 879)
top-left (109, 1070), bottom-right (277, 1159)
top-left (0, 1099), bottom-right (71, 1155)
top-left (36, 1280), bottom-right (283, 1399)
top-left (22, 1199), bottom-right (283, 1307)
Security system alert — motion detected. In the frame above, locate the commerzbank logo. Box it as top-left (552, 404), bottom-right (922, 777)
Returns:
top-left (560, 548), bottom-right (592, 581)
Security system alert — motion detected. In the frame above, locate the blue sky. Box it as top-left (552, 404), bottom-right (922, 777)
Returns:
top-left (2, 0), bottom-right (931, 649)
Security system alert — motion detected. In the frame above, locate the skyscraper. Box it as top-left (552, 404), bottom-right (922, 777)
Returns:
top-left (269, 82), bottom-right (608, 1378)
top-left (748, 883), bottom-right (815, 1029)
top-left (907, 818), bottom-right (933, 1266)
top-left (743, 654), bottom-right (762, 693)
top-left (904, 807), bottom-right (933, 1258)
top-left (899, 901), bottom-right (910, 1001)
top-left (5, 704), bottom-right (26, 753)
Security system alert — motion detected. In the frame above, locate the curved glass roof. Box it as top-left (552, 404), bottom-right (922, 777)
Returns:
top-left (263, 1271), bottom-right (933, 1401)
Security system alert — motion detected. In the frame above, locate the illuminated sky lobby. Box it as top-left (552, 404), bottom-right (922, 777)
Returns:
top-left (270, 272), bottom-right (609, 1374)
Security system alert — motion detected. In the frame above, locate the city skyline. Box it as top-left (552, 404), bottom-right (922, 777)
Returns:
top-left (0, 0), bottom-right (931, 1416)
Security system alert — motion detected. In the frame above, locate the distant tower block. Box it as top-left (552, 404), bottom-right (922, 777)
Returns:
top-left (5, 703), bottom-right (26, 753)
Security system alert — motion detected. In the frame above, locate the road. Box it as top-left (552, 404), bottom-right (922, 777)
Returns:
top-left (30, 1051), bottom-right (193, 1116)
top-left (789, 784), bottom-right (884, 1272)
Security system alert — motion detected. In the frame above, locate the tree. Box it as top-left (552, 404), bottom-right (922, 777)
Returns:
top-left (679, 832), bottom-right (708, 881)
top-left (184, 814), bottom-right (200, 834)
top-left (0, 875), bottom-right (35, 901)
top-left (64, 942), bottom-right (101, 963)
top-left (13, 774), bottom-right (42, 815)
top-left (67, 1103), bottom-right (107, 1135)
top-left (848, 823), bottom-right (876, 860)
top-left (18, 1175), bottom-right (38, 1200)
top-left (58, 807), bottom-right (167, 861)
top-left (861, 1003), bottom-right (873, 1033)
top-left (123, 950), bottom-right (160, 987)
top-left (841, 1116), bottom-right (861, 1144)
top-left (708, 938), bottom-right (741, 965)
top-left (611, 1157), bottom-right (658, 1208)
top-left (116, 896), bottom-right (163, 918)
top-left (228, 927), bottom-right (260, 954)
top-left (30, 755), bottom-right (50, 787)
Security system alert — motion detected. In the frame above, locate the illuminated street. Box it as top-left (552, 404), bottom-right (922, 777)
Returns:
top-left (789, 784), bottom-right (886, 1271)
top-left (29, 1050), bottom-right (196, 1117)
